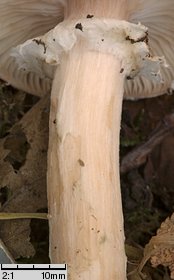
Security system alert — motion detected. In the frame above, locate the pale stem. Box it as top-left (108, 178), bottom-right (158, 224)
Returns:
top-left (47, 43), bottom-right (127, 279)
top-left (65, 0), bottom-right (129, 19)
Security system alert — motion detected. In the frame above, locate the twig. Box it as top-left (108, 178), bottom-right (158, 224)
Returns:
top-left (120, 113), bottom-right (174, 174)
top-left (0, 212), bottom-right (48, 220)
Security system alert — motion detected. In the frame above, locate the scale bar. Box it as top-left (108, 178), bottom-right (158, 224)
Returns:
top-left (1, 264), bottom-right (66, 270)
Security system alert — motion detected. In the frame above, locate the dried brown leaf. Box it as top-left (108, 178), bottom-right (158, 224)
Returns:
top-left (0, 95), bottom-right (49, 259)
top-left (141, 214), bottom-right (174, 279)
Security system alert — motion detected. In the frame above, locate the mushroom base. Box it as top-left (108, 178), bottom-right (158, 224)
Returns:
top-left (47, 43), bottom-right (126, 279)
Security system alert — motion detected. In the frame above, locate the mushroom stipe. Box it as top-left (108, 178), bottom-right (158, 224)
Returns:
top-left (0, 1), bottom-right (173, 279)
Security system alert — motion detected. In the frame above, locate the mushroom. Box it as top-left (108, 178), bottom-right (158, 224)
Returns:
top-left (0, 1), bottom-right (174, 279)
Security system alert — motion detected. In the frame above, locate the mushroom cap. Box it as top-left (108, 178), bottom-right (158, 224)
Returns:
top-left (0, 0), bottom-right (65, 96)
top-left (0, 0), bottom-right (173, 99)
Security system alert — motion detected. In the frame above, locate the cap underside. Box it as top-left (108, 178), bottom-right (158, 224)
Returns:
top-left (0, 0), bottom-right (64, 95)
top-left (0, 0), bottom-right (173, 99)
